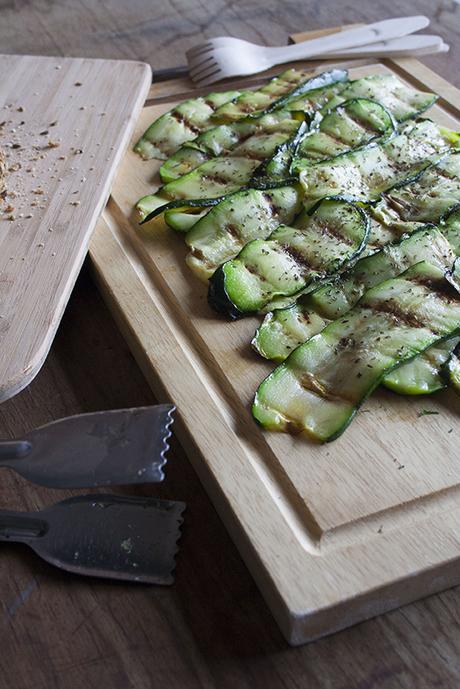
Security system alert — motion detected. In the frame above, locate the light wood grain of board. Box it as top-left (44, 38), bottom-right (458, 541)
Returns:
top-left (89, 35), bottom-right (460, 644)
top-left (0, 54), bottom-right (151, 402)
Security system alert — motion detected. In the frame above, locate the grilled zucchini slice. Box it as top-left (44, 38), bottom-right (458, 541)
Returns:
top-left (295, 119), bottom-right (460, 207)
top-left (134, 90), bottom-right (242, 160)
top-left (319, 73), bottom-right (437, 122)
top-left (208, 199), bottom-right (369, 317)
top-left (253, 260), bottom-right (460, 441)
top-left (212, 68), bottom-right (348, 122)
top-left (185, 184), bottom-right (303, 282)
top-left (137, 119), bottom-right (303, 219)
top-left (254, 208), bottom-right (460, 394)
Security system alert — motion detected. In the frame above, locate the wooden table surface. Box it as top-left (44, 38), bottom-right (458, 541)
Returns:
top-left (2, 2), bottom-right (460, 687)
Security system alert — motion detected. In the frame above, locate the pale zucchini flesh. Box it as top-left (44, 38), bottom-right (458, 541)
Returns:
top-left (384, 337), bottom-right (459, 394)
top-left (159, 110), bottom-right (301, 183)
top-left (185, 185), bottom-right (303, 281)
top-left (254, 209), bottom-right (460, 394)
top-left (319, 74), bottom-right (437, 123)
top-left (253, 261), bottom-right (460, 442)
top-left (212, 68), bottom-right (348, 123)
top-left (209, 199), bottom-right (369, 317)
top-left (137, 119), bottom-right (302, 219)
top-left (134, 90), bottom-right (242, 160)
top-left (295, 119), bottom-right (460, 208)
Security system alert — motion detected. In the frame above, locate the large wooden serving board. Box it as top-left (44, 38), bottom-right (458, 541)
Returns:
top-left (89, 28), bottom-right (460, 645)
top-left (0, 54), bottom-right (151, 400)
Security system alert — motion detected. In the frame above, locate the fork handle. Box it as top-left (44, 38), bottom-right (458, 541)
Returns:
top-left (0, 440), bottom-right (32, 461)
top-left (268, 16), bottom-right (430, 61)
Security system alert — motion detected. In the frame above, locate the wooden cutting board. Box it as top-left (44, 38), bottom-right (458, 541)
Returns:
top-left (0, 54), bottom-right (151, 400)
top-left (88, 28), bottom-right (460, 645)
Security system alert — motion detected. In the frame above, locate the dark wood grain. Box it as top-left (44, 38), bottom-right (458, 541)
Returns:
top-left (2, 2), bottom-right (460, 688)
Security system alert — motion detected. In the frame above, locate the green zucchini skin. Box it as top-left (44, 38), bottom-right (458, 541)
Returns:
top-left (254, 156), bottom-right (460, 359)
top-left (292, 98), bottom-right (396, 164)
top-left (134, 67), bottom-right (348, 162)
top-left (185, 184), bottom-right (303, 281)
top-left (134, 90), bottom-right (242, 160)
top-left (443, 341), bottom-right (460, 393)
top-left (366, 152), bottom-right (460, 250)
top-left (159, 110), bottom-right (303, 183)
top-left (159, 73), bottom-right (413, 185)
top-left (295, 119), bottom-right (460, 207)
top-left (212, 68), bottom-right (348, 123)
top-left (253, 260), bottom-right (460, 442)
top-left (204, 122), bottom-right (459, 319)
top-left (159, 119), bottom-right (458, 250)
top-left (138, 196), bottom-right (225, 227)
top-left (144, 99), bottom-right (395, 224)
top-left (208, 199), bottom-right (369, 318)
top-left (159, 71), bottom-right (430, 185)
top-left (318, 74), bottom-right (437, 123)
top-left (179, 101), bottom-right (398, 278)
top-left (253, 208), bottom-right (460, 394)
top-left (136, 119), bottom-right (303, 219)
top-left (139, 81), bottom-right (440, 224)
top-left (251, 121), bottom-right (309, 183)
top-left (160, 72), bottom-right (354, 184)
top-left (384, 337), bottom-right (459, 394)
top-left (252, 98), bottom-right (396, 183)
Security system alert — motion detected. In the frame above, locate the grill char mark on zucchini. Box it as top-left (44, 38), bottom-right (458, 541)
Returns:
top-left (162, 71), bottom-right (427, 184)
top-left (295, 119), bottom-right (459, 208)
top-left (185, 184), bottom-right (304, 281)
top-left (136, 68), bottom-right (348, 163)
top-left (252, 261), bottom-right (460, 442)
top-left (139, 76), bottom-right (436, 222)
top-left (134, 89), bottom-right (242, 160)
top-left (254, 206), bottom-right (460, 395)
top-left (136, 119), bottom-right (304, 220)
top-left (254, 157), bottom-right (460, 346)
top-left (208, 199), bottom-right (369, 317)
top-left (212, 68), bottom-right (348, 123)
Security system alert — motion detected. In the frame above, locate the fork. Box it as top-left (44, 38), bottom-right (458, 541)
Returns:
top-left (187, 16), bottom-right (431, 86)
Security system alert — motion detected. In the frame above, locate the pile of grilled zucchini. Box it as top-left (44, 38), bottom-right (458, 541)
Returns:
top-left (134, 67), bottom-right (460, 442)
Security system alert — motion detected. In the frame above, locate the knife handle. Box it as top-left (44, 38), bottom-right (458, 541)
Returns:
top-left (0, 511), bottom-right (47, 542)
top-left (269, 15), bottom-right (430, 60)
top-left (0, 440), bottom-right (32, 461)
